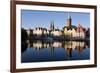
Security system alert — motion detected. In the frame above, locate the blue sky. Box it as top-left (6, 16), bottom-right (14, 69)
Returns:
top-left (21, 10), bottom-right (90, 29)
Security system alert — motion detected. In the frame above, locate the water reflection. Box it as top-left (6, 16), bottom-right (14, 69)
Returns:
top-left (21, 40), bottom-right (90, 63)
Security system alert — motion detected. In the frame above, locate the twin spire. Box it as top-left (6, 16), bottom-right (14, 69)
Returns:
top-left (50, 12), bottom-right (71, 30)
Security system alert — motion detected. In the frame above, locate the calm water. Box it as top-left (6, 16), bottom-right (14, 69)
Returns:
top-left (21, 40), bottom-right (90, 63)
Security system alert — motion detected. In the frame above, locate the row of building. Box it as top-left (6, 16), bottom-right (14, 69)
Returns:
top-left (26, 15), bottom-right (89, 39)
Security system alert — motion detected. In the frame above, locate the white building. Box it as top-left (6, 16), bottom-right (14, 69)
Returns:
top-left (33, 27), bottom-right (49, 36)
top-left (51, 29), bottom-right (62, 36)
top-left (26, 29), bottom-right (30, 36)
top-left (33, 27), bottom-right (43, 35)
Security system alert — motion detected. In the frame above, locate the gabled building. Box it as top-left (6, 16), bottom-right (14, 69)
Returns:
top-left (51, 29), bottom-right (62, 36)
top-left (33, 27), bottom-right (49, 36)
top-left (33, 27), bottom-right (43, 35)
top-left (76, 23), bottom-right (86, 38)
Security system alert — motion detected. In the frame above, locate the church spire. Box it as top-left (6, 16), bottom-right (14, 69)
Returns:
top-left (67, 12), bottom-right (72, 27)
top-left (50, 20), bottom-right (55, 30)
top-left (68, 12), bottom-right (71, 19)
top-left (52, 20), bottom-right (54, 30)
top-left (50, 21), bottom-right (52, 30)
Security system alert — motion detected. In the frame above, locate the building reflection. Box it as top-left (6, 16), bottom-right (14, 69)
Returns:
top-left (23, 40), bottom-right (90, 59)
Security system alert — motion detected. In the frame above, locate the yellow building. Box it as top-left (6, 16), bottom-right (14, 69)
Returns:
top-left (63, 15), bottom-right (77, 37)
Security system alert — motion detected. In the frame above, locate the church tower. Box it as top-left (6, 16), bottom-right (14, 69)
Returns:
top-left (67, 12), bottom-right (72, 27)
